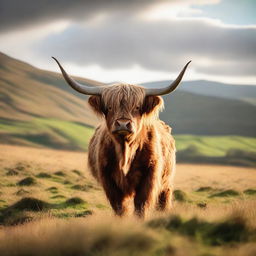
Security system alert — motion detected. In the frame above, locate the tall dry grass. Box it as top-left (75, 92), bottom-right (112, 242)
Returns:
top-left (0, 145), bottom-right (256, 256)
top-left (0, 216), bottom-right (159, 256)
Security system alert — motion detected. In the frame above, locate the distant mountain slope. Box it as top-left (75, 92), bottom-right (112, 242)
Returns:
top-left (161, 90), bottom-right (256, 136)
top-left (0, 52), bottom-right (100, 126)
top-left (182, 80), bottom-right (256, 104)
top-left (1, 52), bottom-right (256, 138)
top-left (143, 80), bottom-right (256, 105)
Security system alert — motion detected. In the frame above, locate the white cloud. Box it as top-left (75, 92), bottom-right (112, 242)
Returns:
top-left (141, 0), bottom-right (221, 21)
top-left (1, 0), bottom-right (255, 85)
top-left (34, 17), bottom-right (256, 80)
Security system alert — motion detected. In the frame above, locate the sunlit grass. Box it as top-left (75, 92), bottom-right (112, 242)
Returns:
top-left (0, 145), bottom-right (256, 255)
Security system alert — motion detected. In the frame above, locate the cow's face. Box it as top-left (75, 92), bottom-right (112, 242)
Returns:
top-left (88, 84), bottom-right (163, 141)
top-left (53, 58), bottom-right (190, 138)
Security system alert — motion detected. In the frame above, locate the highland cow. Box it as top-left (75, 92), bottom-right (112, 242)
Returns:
top-left (53, 57), bottom-right (191, 218)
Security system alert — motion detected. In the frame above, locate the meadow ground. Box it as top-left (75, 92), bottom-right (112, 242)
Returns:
top-left (0, 145), bottom-right (256, 256)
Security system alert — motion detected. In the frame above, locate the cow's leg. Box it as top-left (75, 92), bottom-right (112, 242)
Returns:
top-left (134, 179), bottom-right (155, 219)
top-left (106, 190), bottom-right (127, 216)
top-left (102, 180), bottom-right (127, 216)
top-left (157, 188), bottom-right (172, 211)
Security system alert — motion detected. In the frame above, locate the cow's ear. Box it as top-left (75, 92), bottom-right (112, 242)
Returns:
top-left (142, 96), bottom-right (163, 114)
top-left (88, 95), bottom-right (105, 115)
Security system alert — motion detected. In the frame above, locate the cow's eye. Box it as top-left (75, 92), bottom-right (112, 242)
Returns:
top-left (136, 106), bottom-right (140, 110)
top-left (108, 107), bottom-right (112, 111)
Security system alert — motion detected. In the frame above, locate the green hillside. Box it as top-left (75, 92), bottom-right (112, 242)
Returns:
top-left (161, 91), bottom-right (256, 137)
top-left (175, 135), bottom-right (256, 157)
top-left (0, 118), bottom-right (94, 151)
top-left (0, 52), bottom-right (100, 126)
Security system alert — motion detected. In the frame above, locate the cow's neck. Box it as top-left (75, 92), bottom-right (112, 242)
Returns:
top-left (117, 141), bottom-right (136, 175)
top-left (114, 131), bottom-right (144, 176)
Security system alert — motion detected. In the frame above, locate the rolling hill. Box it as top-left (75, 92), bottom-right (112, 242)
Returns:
top-left (144, 80), bottom-right (256, 136)
top-left (161, 91), bottom-right (256, 136)
top-left (0, 52), bottom-right (256, 160)
top-left (143, 80), bottom-right (256, 105)
top-left (0, 52), bottom-right (102, 125)
top-left (0, 52), bottom-right (100, 150)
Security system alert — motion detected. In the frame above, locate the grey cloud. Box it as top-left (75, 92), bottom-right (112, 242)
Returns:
top-left (37, 17), bottom-right (256, 77)
top-left (0, 0), bottom-right (162, 32)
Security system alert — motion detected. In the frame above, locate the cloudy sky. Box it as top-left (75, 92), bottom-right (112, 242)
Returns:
top-left (0, 0), bottom-right (256, 85)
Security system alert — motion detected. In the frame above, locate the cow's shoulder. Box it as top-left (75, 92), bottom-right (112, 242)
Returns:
top-left (152, 120), bottom-right (176, 151)
top-left (157, 120), bottom-right (172, 133)
top-left (145, 120), bottom-right (172, 139)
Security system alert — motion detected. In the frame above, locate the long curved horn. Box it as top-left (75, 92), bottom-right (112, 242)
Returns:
top-left (52, 57), bottom-right (106, 95)
top-left (145, 61), bottom-right (191, 96)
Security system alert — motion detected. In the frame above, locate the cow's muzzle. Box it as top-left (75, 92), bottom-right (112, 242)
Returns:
top-left (113, 118), bottom-right (133, 135)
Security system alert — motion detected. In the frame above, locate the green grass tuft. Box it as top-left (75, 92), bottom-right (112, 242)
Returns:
top-left (8, 197), bottom-right (50, 212)
top-left (17, 177), bottom-right (36, 186)
top-left (201, 217), bottom-right (248, 246)
top-left (72, 169), bottom-right (82, 176)
top-left (36, 172), bottom-right (52, 178)
top-left (75, 210), bottom-right (93, 217)
top-left (196, 186), bottom-right (213, 192)
top-left (46, 186), bottom-right (58, 191)
top-left (65, 197), bottom-right (85, 205)
top-left (173, 190), bottom-right (187, 202)
top-left (51, 195), bottom-right (66, 199)
top-left (243, 189), bottom-right (256, 195)
top-left (15, 163), bottom-right (27, 171)
top-left (46, 187), bottom-right (58, 194)
top-left (209, 190), bottom-right (240, 198)
top-left (63, 180), bottom-right (72, 185)
top-left (148, 215), bottom-right (250, 246)
top-left (54, 171), bottom-right (66, 176)
top-left (0, 197), bottom-right (50, 225)
top-left (71, 184), bottom-right (93, 192)
top-left (5, 169), bottom-right (18, 176)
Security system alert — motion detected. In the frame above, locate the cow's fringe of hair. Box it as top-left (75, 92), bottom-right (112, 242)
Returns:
top-left (102, 83), bottom-right (145, 112)
top-left (101, 83), bottom-right (164, 125)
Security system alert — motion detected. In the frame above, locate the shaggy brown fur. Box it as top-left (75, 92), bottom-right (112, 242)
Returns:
top-left (88, 84), bottom-right (176, 218)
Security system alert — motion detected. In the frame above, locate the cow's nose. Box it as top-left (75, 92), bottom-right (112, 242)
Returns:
top-left (115, 119), bottom-right (132, 130)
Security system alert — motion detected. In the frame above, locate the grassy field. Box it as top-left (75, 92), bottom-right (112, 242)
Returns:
top-left (0, 145), bottom-right (256, 256)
